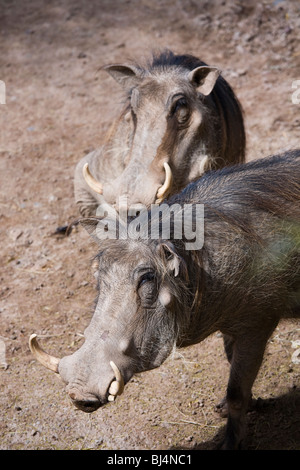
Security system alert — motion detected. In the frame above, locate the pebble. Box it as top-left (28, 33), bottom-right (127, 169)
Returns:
top-left (9, 228), bottom-right (23, 241)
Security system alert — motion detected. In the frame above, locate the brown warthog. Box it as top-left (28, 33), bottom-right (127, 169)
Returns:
top-left (75, 50), bottom-right (246, 216)
top-left (30, 150), bottom-right (300, 449)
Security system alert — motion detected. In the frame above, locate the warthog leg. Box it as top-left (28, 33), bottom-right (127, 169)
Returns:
top-left (221, 321), bottom-right (278, 449)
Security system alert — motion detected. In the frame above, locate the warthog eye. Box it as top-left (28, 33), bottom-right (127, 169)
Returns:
top-left (138, 271), bottom-right (158, 306)
top-left (171, 98), bottom-right (190, 124)
top-left (138, 272), bottom-right (155, 288)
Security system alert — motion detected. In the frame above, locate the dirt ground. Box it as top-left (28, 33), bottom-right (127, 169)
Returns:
top-left (0, 0), bottom-right (300, 451)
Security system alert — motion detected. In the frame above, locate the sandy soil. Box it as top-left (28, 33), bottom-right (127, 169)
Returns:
top-left (0, 0), bottom-right (300, 451)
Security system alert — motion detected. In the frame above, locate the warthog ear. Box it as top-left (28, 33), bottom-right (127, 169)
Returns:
top-left (188, 66), bottom-right (220, 96)
top-left (79, 213), bottom-right (121, 245)
top-left (79, 216), bottom-right (103, 232)
top-left (157, 241), bottom-right (187, 279)
top-left (103, 64), bottom-right (141, 89)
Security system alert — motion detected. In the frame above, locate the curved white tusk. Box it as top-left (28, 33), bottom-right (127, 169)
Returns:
top-left (108, 360), bottom-right (125, 401)
top-left (156, 162), bottom-right (173, 204)
top-left (29, 334), bottom-right (60, 373)
top-left (83, 163), bottom-right (103, 195)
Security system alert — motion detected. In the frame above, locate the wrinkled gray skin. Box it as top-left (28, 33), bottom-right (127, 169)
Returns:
top-left (58, 150), bottom-right (300, 449)
top-left (74, 50), bottom-right (245, 215)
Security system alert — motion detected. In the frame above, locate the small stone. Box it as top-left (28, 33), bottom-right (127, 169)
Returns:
top-left (9, 228), bottom-right (23, 241)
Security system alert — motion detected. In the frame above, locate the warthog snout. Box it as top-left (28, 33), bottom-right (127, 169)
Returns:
top-left (65, 360), bottom-right (125, 412)
top-left (29, 334), bottom-right (125, 411)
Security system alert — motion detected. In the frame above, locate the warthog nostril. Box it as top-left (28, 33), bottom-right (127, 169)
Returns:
top-left (68, 391), bottom-right (78, 401)
top-left (67, 389), bottom-right (102, 413)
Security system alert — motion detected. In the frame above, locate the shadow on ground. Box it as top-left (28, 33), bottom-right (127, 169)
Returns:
top-left (170, 388), bottom-right (300, 450)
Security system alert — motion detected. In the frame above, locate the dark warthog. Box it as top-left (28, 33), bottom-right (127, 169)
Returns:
top-left (75, 50), bottom-right (245, 215)
top-left (30, 150), bottom-right (300, 449)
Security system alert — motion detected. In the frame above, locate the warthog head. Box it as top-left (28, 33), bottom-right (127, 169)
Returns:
top-left (30, 239), bottom-right (190, 412)
top-left (83, 51), bottom-right (245, 211)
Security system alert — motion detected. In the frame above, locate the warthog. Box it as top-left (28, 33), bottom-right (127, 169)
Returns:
top-left (75, 49), bottom-right (245, 216)
top-left (30, 150), bottom-right (300, 449)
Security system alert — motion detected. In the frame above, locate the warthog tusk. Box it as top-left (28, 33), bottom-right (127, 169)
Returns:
top-left (156, 162), bottom-right (173, 204)
top-left (83, 163), bottom-right (103, 195)
top-left (29, 334), bottom-right (60, 373)
top-left (108, 360), bottom-right (125, 402)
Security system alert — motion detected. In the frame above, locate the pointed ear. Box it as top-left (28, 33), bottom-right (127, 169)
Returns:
top-left (79, 216), bottom-right (102, 235)
top-left (188, 66), bottom-right (220, 96)
top-left (79, 216), bottom-right (108, 244)
top-left (79, 213), bottom-right (122, 245)
top-left (103, 64), bottom-right (141, 89)
top-left (157, 241), bottom-right (187, 278)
